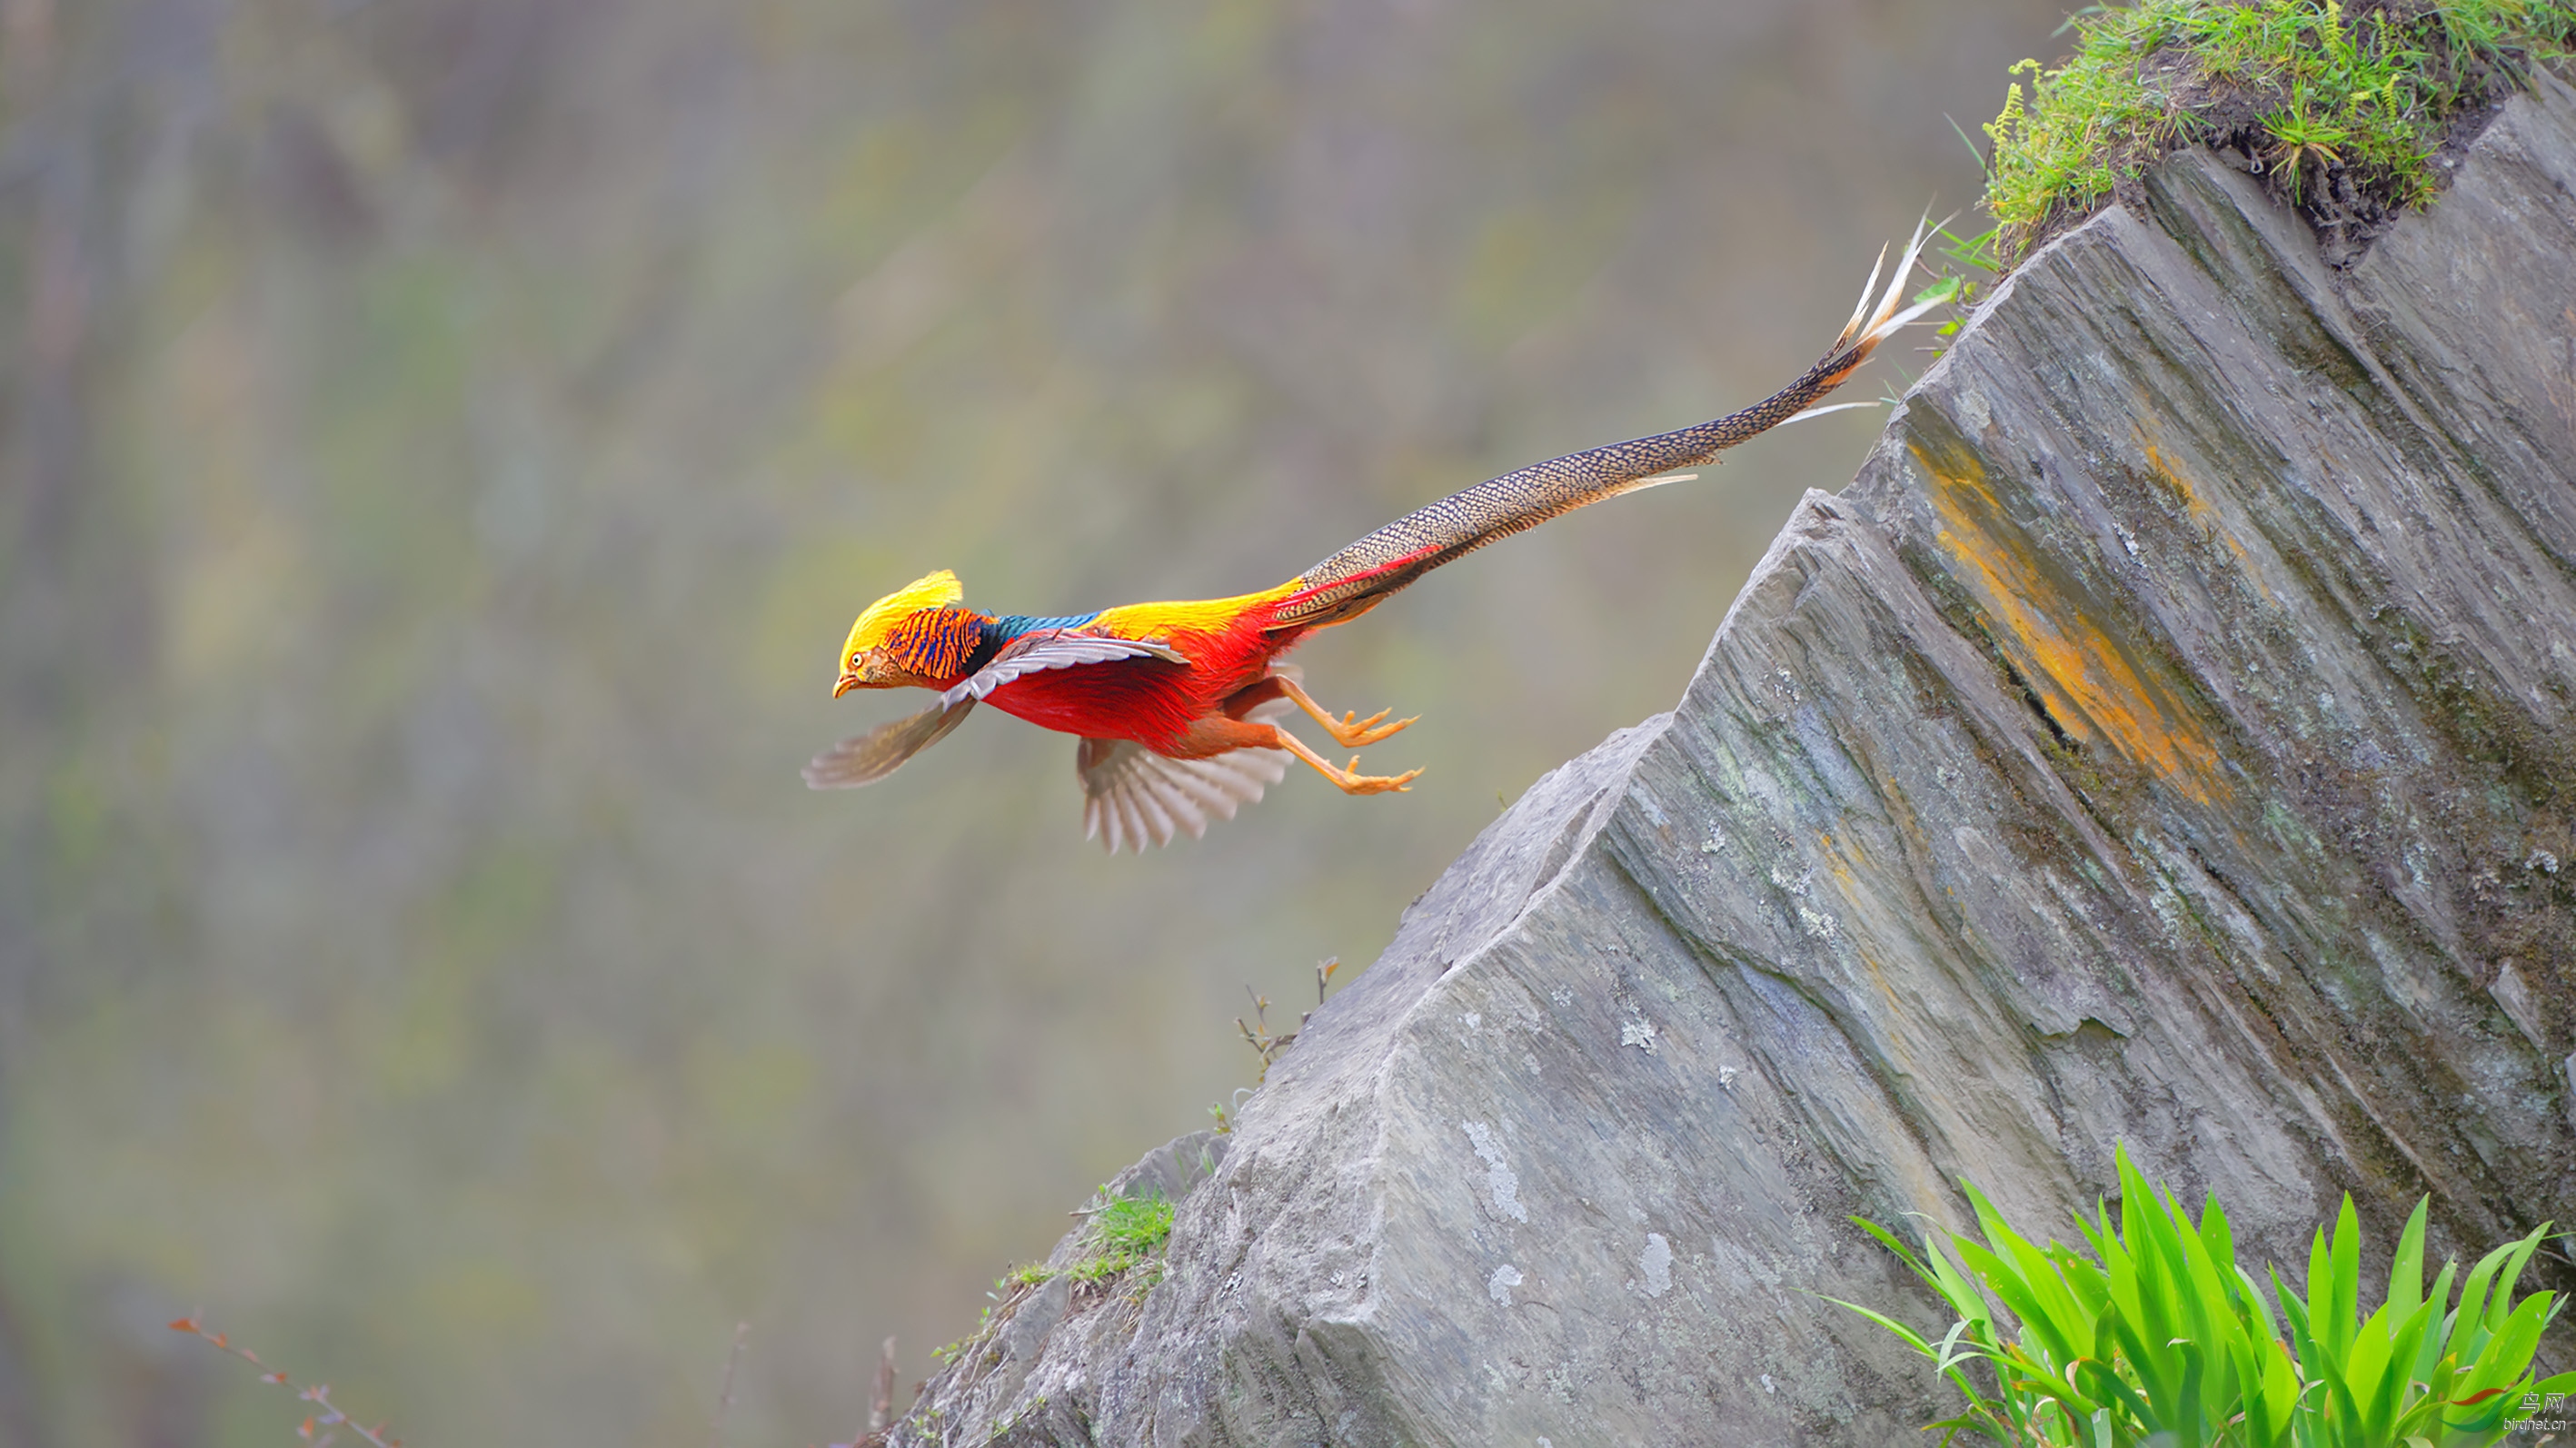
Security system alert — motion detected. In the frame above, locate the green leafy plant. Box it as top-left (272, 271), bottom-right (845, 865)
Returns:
top-left (1974, 0), bottom-right (2576, 263)
top-left (1916, 223), bottom-right (2004, 341)
top-left (933, 1180), bottom-right (1190, 1387)
top-left (1001, 1188), bottom-right (1177, 1292)
top-left (1836, 1146), bottom-right (2575, 1447)
top-left (2263, 85), bottom-right (2354, 202)
top-left (1069, 1189), bottom-right (1178, 1285)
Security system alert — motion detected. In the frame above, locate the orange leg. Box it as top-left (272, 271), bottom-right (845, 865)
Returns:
top-left (1269, 729), bottom-right (1421, 796)
top-left (1219, 675), bottom-right (1293, 719)
top-left (1271, 674), bottom-right (1416, 749)
top-left (1175, 710), bottom-right (1421, 796)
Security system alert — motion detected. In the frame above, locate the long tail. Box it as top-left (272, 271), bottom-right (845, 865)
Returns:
top-left (1268, 220), bottom-right (1942, 632)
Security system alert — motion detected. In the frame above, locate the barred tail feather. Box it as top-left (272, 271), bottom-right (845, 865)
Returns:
top-left (1814, 214), bottom-right (1949, 386)
top-left (1271, 220), bottom-right (1939, 632)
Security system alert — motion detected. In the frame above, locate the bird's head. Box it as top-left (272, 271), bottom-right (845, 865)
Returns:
top-left (832, 568), bottom-right (965, 697)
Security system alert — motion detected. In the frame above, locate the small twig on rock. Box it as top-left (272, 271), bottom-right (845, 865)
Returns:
top-left (1235, 959), bottom-right (1343, 1085)
top-left (710, 1320), bottom-right (749, 1448)
top-left (869, 1335), bottom-right (899, 1434)
top-left (1302, 957), bottom-right (1339, 1032)
top-left (166, 1315), bottom-right (400, 1448)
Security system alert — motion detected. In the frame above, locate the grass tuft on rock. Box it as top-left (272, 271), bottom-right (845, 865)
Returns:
top-left (1980, 0), bottom-right (2576, 263)
top-left (1003, 1191), bottom-right (1177, 1292)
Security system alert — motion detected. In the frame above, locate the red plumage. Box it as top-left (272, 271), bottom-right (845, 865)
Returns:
top-left (980, 605), bottom-right (1310, 755)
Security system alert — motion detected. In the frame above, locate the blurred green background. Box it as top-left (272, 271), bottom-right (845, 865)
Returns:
top-left (0, 0), bottom-right (2064, 1442)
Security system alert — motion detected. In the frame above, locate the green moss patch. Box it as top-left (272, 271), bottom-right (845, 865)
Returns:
top-left (1978, 0), bottom-right (2576, 265)
top-left (1002, 1191), bottom-right (1177, 1293)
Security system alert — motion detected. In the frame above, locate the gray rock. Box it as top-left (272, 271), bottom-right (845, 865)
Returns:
top-left (890, 79), bottom-right (2576, 1447)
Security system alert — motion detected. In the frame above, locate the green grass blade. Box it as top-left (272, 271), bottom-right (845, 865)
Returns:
top-left (2236, 1262), bottom-right (2287, 1348)
top-left (1824, 1294), bottom-right (1943, 1358)
top-left (2409, 1259), bottom-right (2456, 1389)
top-left (1854, 1216), bottom-right (1942, 1290)
top-left (2386, 1196), bottom-right (2429, 1326)
top-left (2325, 1195), bottom-right (2361, 1363)
top-left (1957, 1235), bottom-right (2092, 1371)
top-left (2300, 1225), bottom-right (2333, 1364)
top-left (2476, 1225), bottom-right (2545, 1334)
top-left (2452, 1289), bottom-right (2553, 1403)
top-left (2361, 1299), bottom-right (2436, 1446)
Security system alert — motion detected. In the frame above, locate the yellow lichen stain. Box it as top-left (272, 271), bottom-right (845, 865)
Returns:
top-left (2138, 438), bottom-right (2272, 604)
top-left (1915, 444), bottom-right (2225, 805)
top-left (1816, 836), bottom-right (1912, 1055)
top-left (1856, 945), bottom-right (1913, 1067)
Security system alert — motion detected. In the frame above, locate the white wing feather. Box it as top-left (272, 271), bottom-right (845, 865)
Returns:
top-left (1075, 702), bottom-right (1292, 854)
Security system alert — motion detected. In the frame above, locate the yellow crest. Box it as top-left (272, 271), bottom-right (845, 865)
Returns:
top-left (840, 569), bottom-right (963, 664)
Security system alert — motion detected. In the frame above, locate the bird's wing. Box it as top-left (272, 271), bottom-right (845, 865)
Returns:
top-left (804, 699), bottom-right (978, 788)
top-left (1076, 699), bottom-right (1291, 854)
top-left (937, 629), bottom-right (1189, 708)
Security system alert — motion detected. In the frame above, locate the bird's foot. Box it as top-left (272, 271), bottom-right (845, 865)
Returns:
top-left (1320, 708), bottom-right (1417, 749)
top-left (1276, 675), bottom-right (1418, 748)
top-left (1274, 730), bottom-right (1421, 796)
top-left (1328, 756), bottom-right (1422, 795)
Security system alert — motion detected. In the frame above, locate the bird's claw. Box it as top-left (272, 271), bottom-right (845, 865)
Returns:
top-left (1336, 758), bottom-right (1420, 795)
top-left (1274, 716), bottom-right (1421, 796)
top-left (1324, 708), bottom-right (1416, 749)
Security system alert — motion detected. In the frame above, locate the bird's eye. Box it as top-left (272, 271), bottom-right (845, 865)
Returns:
top-left (849, 652), bottom-right (864, 669)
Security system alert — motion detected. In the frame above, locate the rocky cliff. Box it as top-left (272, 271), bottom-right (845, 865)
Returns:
top-left (890, 76), bottom-right (2576, 1446)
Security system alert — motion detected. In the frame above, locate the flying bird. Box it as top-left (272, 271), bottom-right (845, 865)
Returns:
top-left (809, 223), bottom-right (1938, 851)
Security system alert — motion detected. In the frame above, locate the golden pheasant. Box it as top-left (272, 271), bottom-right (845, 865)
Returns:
top-left (809, 224), bottom-right (1937, 851)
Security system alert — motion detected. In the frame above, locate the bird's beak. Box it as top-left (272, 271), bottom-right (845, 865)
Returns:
top-left (833, 671), bottom-right (861, 699)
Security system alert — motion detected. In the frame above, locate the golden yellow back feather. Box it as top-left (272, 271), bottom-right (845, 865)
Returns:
top-left (1087, 580), bottom-right (1305, 642)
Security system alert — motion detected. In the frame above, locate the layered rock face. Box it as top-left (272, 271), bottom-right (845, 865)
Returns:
top-left (894, 79), bottom-right (2576, 1446)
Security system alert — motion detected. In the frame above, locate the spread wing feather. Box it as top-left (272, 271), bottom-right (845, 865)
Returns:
top-left (1077, 701), bottom-right (1292, 854)
top-left (805, 699), bottom-right (978, 788)
top-left (938, 630), bottom-right (1189, 707)
top-left (809, 630), bottom-right (1190, 792)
